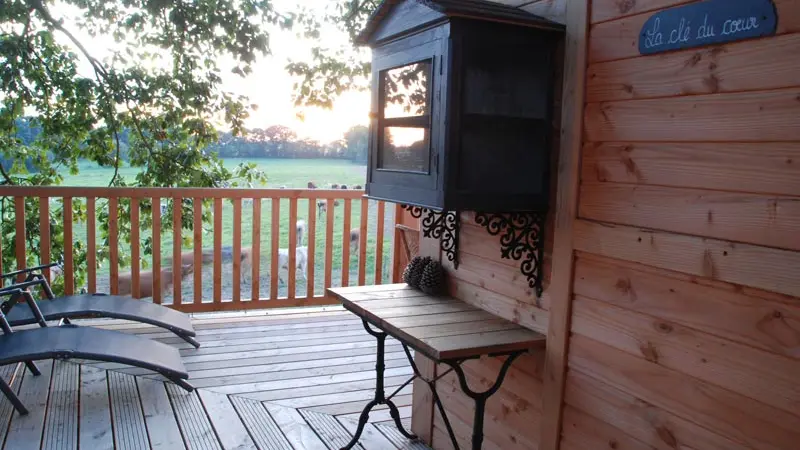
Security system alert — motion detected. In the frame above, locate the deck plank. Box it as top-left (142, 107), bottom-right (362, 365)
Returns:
top-left (197, 390), bottom-right (257, 450)
top-left (78, 366), bottom-right (113, 450)
top-left (42, 361), bottom-right (79, 450)
top-left (272, 384), bottom-right (412, 410)
top-left (109, 370), bottom-right (149, 450)
top-left (229, 396), bottom-right (293, 450)
top-left (263, 403), bottom-right (327, 450)
top-left (338, 417), bottom-right (399, 450)
top-left (4, 360), bottom-right (54, 450)
top-left (0, 364), bottom-right (23, 440)
top-left (373, 422), bottom-right (430, 450)
top-left (299, 409), bottom-right (365, 450)
top-left (167, 383), bottom-right (222, 450)
top-left (137, 377), bottom-right (185, 450)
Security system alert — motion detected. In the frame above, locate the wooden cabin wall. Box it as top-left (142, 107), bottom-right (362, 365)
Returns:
top-left (409, 1), bottom-right (568, 449)
top-left (557, 0), bottom-right (800, 449)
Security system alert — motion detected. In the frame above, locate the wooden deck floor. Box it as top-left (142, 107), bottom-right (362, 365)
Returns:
top-left (0, 307), bottom-right (430, 449)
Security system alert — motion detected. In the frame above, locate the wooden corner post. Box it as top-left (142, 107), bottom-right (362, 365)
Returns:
top-left (540, 0), bottom-right (591, 449)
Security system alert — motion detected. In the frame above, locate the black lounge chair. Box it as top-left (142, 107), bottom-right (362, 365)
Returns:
top-left (1, 264), bottom-right (200, 349)
top-left (0, 287), bottom-right (192, 415)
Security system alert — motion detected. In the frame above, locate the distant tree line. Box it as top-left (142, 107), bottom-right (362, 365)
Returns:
top-left (6, 119), bottom-right (370, 168)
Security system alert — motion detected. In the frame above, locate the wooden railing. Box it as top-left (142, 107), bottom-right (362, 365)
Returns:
top-left (0, 186), bottom-right (398, 313)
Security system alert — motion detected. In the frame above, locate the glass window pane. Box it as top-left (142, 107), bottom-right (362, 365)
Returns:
top-left (379, 127), bottom-right (430, 173)
top-left (382, 62), bottom-right (431, 119)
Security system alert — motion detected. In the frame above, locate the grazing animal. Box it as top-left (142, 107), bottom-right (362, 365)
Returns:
top-left (331, 184), bottom-right (339, 189)
top-left (277, 221), bottom-right (308, 284)
top-left (308, 181), bottom-right (318, 189)
top-left (349, 228), bottom-right (361, 251)
top-left (118, 265), bottom-right (193, 298)
top-left (317, 200), bottom-right (328, 216)
top-left (340, 185), bottom-right (348, 190)
top-left (353, 185), bottom-right (363, 190)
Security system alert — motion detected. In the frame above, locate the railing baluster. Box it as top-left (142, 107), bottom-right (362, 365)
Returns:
top-left (232, 198), bottom-right (242, 304)
top-left (63, 198), bottom-right (74, 294)
top-left (341, 199), bottom-right (352, 287)
top-left (307, 198), bottom-right (316, 298)
top-left (270, 199), bottom-right (280, 300)
top-left (252, 198), bottom-right (261, 302)
top-left (324, 198), bottom-right (334, 290)
top-left (358, 198), bottom-right (368, 286)
top-left (130, 199), bottom-right (140, 299)
top-left (109, 197), bottom-right (119, 295)
top-left (39, 197), bottom-right (50, 283)
top-left (152, 197), bottom-right (162, 305)
top-left (193, 198), bottom-right (202, 305)
top-left (288, 198), bottom-right (298, 299)
top-left (14, 197), bottom-right (25, 283)
top-left (213, 198), bottom-right (222, 304)
top-left (172, 197), bottom-right (182, 305)
top-left (87, 197), bottom-right (96, 294)
top-left (375, 201), bottom-right (385, 285)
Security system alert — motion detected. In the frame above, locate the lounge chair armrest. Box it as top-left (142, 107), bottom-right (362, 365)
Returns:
top-left (0, 279), bottom-right (48, 294)
top-left (1, 263), bottom-right (60, 280)
top-left (0, 288), bottom-right (47, 328)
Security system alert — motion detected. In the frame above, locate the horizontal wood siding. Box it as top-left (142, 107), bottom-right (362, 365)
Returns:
top-left (561, 1), bottom-right (800, 449)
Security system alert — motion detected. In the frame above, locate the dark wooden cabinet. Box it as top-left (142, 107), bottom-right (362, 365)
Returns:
top-left (359, 0), bottom-right (564, 212)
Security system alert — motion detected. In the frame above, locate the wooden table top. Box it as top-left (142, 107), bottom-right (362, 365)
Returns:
top-left (328, 284), bottom-right (546, 361)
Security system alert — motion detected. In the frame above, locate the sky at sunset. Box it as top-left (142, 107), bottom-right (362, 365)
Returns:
top-left (62, 0), bottom-right (371, 143)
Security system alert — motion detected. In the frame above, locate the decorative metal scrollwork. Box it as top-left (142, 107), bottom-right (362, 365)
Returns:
top-left (474, 212), bottom-right (546, 297)
top-left (400, 205), bottom-right (460, 269)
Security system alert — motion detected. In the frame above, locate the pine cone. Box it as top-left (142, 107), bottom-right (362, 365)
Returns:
top-left (403, 256), bottom-right (432, 289)
top-left (419, 260), bottom-right (445, 295)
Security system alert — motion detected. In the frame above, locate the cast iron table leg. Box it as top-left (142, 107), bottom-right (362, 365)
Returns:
top-left (340, 320), bottom-right (418, 450)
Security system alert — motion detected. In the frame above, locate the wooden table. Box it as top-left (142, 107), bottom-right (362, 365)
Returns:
top-left (328, 284), bottom-right (546, 450)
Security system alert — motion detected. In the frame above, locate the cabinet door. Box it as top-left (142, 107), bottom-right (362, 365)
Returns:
top-left (367, 30), bottom-right (446, 206)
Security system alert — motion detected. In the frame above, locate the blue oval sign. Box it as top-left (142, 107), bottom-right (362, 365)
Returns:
top-left (639, 0), bottom-right (778, 55)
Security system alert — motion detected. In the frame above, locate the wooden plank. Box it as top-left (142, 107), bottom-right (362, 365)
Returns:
top-left (39, 197), bottom-right (50, 283)
top-left (246, 374), bottom-right (413, 403)
top-left (591, 0), bottom-right (690, 24)
top-left (263, 403), bottom-right (328, 450)
top-left (136, 377), bottom-right (185, 450)
top-left (581, 142), bottom-right (800, 197)
top-left (375, 201), bottom-right (385, 285)
top-left (573, 294), bottom-right (800, 414)
top-left (166, 383), bottom-right (223, 450)
top-left (358, 198), bottom-right (369, 286)
top-left (108, 370), bottom-right (149, 450)
top-left (540, 0), bottom-right (589, 448)
top-left (588, 0), bottom-right (800, 63)
top-left (5, 360), bottom-right (54, 450)
top-left (585, 88), bottom-right (800, 143)
top-left (578, 183), bottom-right (800, 251)
top-left (338, 418), bottom-right (398, 450)
top-left (288, 198), bottom-right (298, 299)
top-left (109, 197), bottom-right (119, 295)
top-left (587, 32), bottom-right (800, 102)
top-left (422, 329), bottom-right (545, 360)
top-left (573, 252), bottom-right (800, 358)
top-left (233, 197), bottom-right (242, 303)
top-left (198, 390), bottom-right (257, 450)
top-left (342, 198), bottom-right (352, 287)
top-left (87, 197), bottom-right (97, 293)
top-left (573, 219), bottom-right (800, 297)
top-left (309, 394), bottom-right (412, 417)
top-left (325, 198), bottom-right (335, 290)
top-left (130, 199), bottom-right (141, 299)
top-left (63, 198), bottom-right (74, 295)
top-left (252, 198), bottom-right (262, 301)
top-left (271, 199), bottom-right (280, 300)
top-left (0, 364), bottom-right (22, 443)
top-left (273, 382), bottom-right (411, 410)
top-left (565, 368), bottom-right (751, 450)
top-left (299, 409), bottom-right (363, 449)
top-left (521, 0), bottom-right (567, 24)
top-left (153, 197), bottom-right (162, 304)
top-left (307, 197), bottom-right (317, 297)
top-left (374, 421), bottom-right (431, 449)
top-left (42, 361), bottom-right (78, 450)
top-left (568, 334), bottom-right (800, 450)
top-left (214, 198), bottom-right (222, 303)
top-left (229, 396), bottom-right (293, 450)
top-left (560, 406), bottom-right (655, 450)
top-left (78, 366), bottom-right (113, 450)
top-left (0, 186), bottom-right (367, 200)
top-left (14, 197), bottom-right (25, 281)
top-left (194, 198), bottom-right (203, 304)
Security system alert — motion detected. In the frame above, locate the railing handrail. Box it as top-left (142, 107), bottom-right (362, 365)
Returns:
top-left (0, 186), bottom-right (366, 199)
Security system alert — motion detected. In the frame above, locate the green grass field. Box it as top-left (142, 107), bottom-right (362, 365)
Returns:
top-left (61, 159), bottom-right (395, 302)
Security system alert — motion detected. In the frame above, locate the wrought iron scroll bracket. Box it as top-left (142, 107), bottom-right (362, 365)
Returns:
top-left (474, 212), bottom-right (546, 297)
top-left (401, 205), bottom-right (459, 269)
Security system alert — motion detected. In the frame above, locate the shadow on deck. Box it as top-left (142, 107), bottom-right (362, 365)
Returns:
top-left (0, 307), bottom-right (430, 449)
